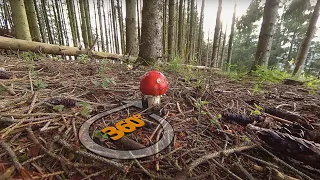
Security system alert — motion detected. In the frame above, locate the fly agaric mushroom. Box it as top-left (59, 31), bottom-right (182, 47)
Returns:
top-left (140, 70), bottom-right (168, 108)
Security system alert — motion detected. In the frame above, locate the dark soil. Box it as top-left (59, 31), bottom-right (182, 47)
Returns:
top-left (0, 54), bottom-right (320, 180)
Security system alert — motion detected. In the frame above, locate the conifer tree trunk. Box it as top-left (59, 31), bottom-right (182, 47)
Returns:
top-left (197, 0), bottom-right (204, 65)
top-left (80, 0), bottom-right (89, 48)
top-left (211, 0), bottom-right (222, 67)
top-left (226, 1), bottom-right (236, 72)
top-left (219, 25), bottom-right (227, 69)
top-left (9, 0), bottom-right (31, 40)
top-left (250, 0), bottom-right (280, 72)
top-left (66, 0), bottom-right (78, 46)
top-left (41, 0), bottom-right (53, 44)
top-left (84, 0), bottom-right (93, 47)
top-left (138, 0), bottom-right (163, 65)
top-left (168, 0), bottom-right (174, 61)
top-left (102, 1), bottom-right (109, 51)
top-left (111, 0), bottom-right (120, 53)
top-left (136, 0), bottom-right (141, 44)
top-left (162, 0), bottom-right (167, 61)
top-left (33, 0), bottom-right (46, 43)
top-left (125, 0), bottom-right (138, 56)
top-left (177, 0), bottom-right (184, 57)
top-left (51, 0), bottom-right (63, 45)
top-left (93, 0), bottom-right (99, 51)
top-left (216, 22), bottom-right (223, 67)
top-left (117, 0), bottom-right (125, 54)
top-left (186, 0), bottom-right (194, 63)
top-left (24, 0), bottom-right (41, 42)
top-left (98, 0), bottom-right (105, 51)
top-left (292, 0), bottom-right (320, 76)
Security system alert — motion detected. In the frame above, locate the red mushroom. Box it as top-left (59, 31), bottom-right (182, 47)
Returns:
top-left (140, 70), bottom-right (168, 108)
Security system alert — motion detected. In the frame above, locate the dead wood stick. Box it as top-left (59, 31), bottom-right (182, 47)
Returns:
top-left (0, 82), bottom-right (16, 95)
top-left (240, 153), bottom-right (279, 169)
top-left (54, 136), bottom-right (127, 172)
top-left (0, 140), bottom-right (22, 171)
top-left (188, 144), bottom-right (258, 172)
top-left (211, 159), bottom-right (243, 180)
top-left (133, 159), bottom-right (175, 180)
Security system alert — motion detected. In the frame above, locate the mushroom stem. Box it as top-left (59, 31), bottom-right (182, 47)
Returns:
top-left (147, 95), bottom-right (161, 107)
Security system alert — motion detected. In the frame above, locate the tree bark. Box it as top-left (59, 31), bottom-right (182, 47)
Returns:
top-left (197, 0), bottom-right (205, 65)
top-left (24, 0), bottom-right (41, 42)
top-left (187, 0), bottom-right (194, 63)
top-left (226, 1), bottom-right (237, 72)
top-left (292, 0), bottom-right (320, 76)
top-left (66, 0), bottom-right (78, 46)
top-left (211, 0), bottom-right (222, 67)
top-left (177, 0), bottom-right (184, 57)
top-left (138, 0), bottom-right (163, 65)
top-left (219, 25), bottom-right (227, 69)
top-left (98, 0), bottom-right (105, 51)
top-left (9, 0), bottom-right (31, 41)
top-left (162, 0), bottom-right (167, 62)
top-left (250, 0), bottom-right (280, 72)
top-left (84, 0), bottom-right (93, 47)
top-left (79, 0), bottom-right (89, 48)
top-left (125, 0), bottom-right (138, 56)
top-left (117, 0), bottom-right (125, 54)
top-left (168, 0), bottom-right (174, 61)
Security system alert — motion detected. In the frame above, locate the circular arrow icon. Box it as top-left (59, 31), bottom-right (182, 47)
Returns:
top-left (78, 101), bottom-right (174, 159)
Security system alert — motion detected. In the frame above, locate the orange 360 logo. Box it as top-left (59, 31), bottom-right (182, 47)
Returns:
top-left (101, 114), bottom-right (145, 141)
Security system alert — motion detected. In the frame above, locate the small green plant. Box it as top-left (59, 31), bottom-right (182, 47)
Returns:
top-left (78, 54), bottom-right (89, 64)
top-left (53, 105), bottom-right (64, 112)
top-left (194, 99), bottom-right (209, 115)
top-left (165, 56), bottom-right (184, 73)
top-left (240, 135), bottom-right (250, 143)
top-left (33, 79), bottom-right (48, 90)
top-left (249, 103), bottom-right (263, 116)
top-left (93, 130), bottom-right (109, 142)
top-left (77, 102), bottom-right (93, 118)
top-left (94, 60), bottom-right (114, 89)
top-left (251, 65), bottom-right (290, 95)
top-left (209, 114), bottom-right (222, 125)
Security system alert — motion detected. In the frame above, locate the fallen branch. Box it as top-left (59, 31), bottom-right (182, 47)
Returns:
top-left (187, 144), bottom-right (258, 172)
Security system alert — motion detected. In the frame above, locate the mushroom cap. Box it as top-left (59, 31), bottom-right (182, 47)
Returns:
top-left (140, 70), bottom-right (168, 96)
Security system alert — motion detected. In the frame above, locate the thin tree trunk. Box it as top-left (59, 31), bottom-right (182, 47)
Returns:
top-left (187, 0), bottom-right (194, 63)
top-left (84, 0), bottom-right (93, 47)
top-left (138, 0), bottom-right (163, 65)
top-left (93, 0), bottom-right (99, 51)
top-left (136, 0), bottom-right (140, 44)
top-left (177, 0), bottom-right (184, 57)
top-left (98, 0), bottom-right (105, 51)
top-left (117, 0), bottom-right (125, 54)
top-left (211, 0), bottom-right (222, 67)
top-left (9, 0), bottom-right (31, 40)
top-left (197, 0), bottom-right (205, 65)
top-left (41, 0), bottom-right (53, 44)
top-left (250, 0), bottom-right (280, 71)
top-left (162, 0), bottom-right (167, 62)
top-left (111, 0), bottom-right (120, 53)
top-left (80, 0), bottom-right (89, 48)
top-left (226, 1), bottom-right (237, 72)
top-left (219, 25), bottom-right (227, 69)
top-left (284, 32), bottom-right (296, 71)
top-left (292, 0), bottom-right (320, 76)
top-left (51, 0), bottom-right (62, 44)
top-left (216, 22), bottom-right (223, 67)
top-left (168, 0), bottom-right (174, 61)
top-left (33, 0), bottom-right (46, 43)
top-left (66, 0), bottom-right (78, 46)
top-left (205, 29), bottom-right (210, 66)
top-left (125, 0), bottom-right (138, 56)
top-left (102, 1), bottom-right (109, 51)
top-left (24, 0), bottom-right (41, 42)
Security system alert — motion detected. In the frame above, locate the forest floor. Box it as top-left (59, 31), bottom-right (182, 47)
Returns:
top-left (0, 52), bottom-right (320, 180)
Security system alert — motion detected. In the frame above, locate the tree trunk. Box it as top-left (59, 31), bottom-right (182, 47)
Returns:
top-left (125, 0), bottom-right (138, 56)
top-left (250, 0), bottom-right (280, 72)
top-left (84, 0), bottom-right (93, 47)
top-left (219, 25), bottom-right (227, 69)
top-left (102, 1), bottom-right (109, 51)
top-left (216, 22), bottom-right (223, 67)
top-left (187, 0), bottom-right (194, 63)
top-left (117, 0), bottom-right (125, 54)
top-left (93, 0), bottom-right (99, 51)
top-left (67, 0), bottom-right (78, 46)
top-left (284, 32), bottom-right (296, 71)
top-left (210, 0), bottom-right (222, 67)
top-left (0, 36), bottom-right (135, 60)
top-left (136, 0), bottom-right (141, 45)
top-left (111, 0), bottom-right (120, 53)
top-left (292, 0), bottom-right (320, 76)
top-left (197, 0), bottom-right (205, 65)
top-left (79, 0), bottom-right (89, 48)
top-left (51, 0), bottom-right (63, 45)
top-left (24, 0), bottom-right (41, 42)
top-left (41, 0), bottom-right (53, 44)
top-left (98, 0), bottom-right (105, 51)
top-left (138, 0), bottom-right (163, 65)
top-left (162, 0), bottom-right (167, 62)
top-left (33, 0), bottom-right (45, 42)
top-left (226, 1), bottom-right (237, 72)
top-left (9, 0), bottom-right (31, 41)
top-left (168, 0), bottom-right (174, 61)
top-left (177, 0), bottom-right (184, 57)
